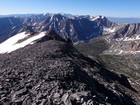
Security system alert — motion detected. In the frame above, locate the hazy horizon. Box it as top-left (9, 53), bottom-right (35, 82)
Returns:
top-left (0, 0), bottom-right (140, 17)
top-left (1, 13), bottom-right (140, 19)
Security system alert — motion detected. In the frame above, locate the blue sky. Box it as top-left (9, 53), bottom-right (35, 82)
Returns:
top-left (0, 0), bottom-right (139, 17)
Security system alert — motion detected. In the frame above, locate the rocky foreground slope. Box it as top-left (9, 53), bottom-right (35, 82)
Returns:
top-left (0, 31), bottom-right (139, 105)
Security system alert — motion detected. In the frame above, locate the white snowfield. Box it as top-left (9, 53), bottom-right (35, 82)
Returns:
top-left (104, 27), bottom-right (116, 33)
top-left (0, 31), bottom-right (46, 54)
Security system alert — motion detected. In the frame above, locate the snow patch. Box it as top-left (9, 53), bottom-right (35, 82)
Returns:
top-left (70, 29), bottom-right (73, 32)
top-left (117, 50), bottom-right (123, 54)
top-left (43, 13), bottom-right (47, 16)
top-left (9, 18), bottom-right (13, 25)
top-left (116, 34), bottom-right (140, 41)
top-left (56, 18), bottom-right (58, 21)
top-left (50, 15), bottom-right (54, 21)
top-left (123, 35), bottom-right (140, 41)
top-left (104, 27), bottom-right (116, 33)
top-left (0, 32), bottom-right (46, 54)
top-left (33, 22), bottom-right (37, 26)
top-left (91, 16), bottom-right (104, 21)
top-left (12, 26), bottom-right (16, 30)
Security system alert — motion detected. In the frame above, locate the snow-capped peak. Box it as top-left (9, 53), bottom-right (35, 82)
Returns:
top-left (90, 15), bottom-right (105, 21)
top-left (0, 31), bottom-right (46, 54)
top-left (43, 13), bottom-right (47, 16)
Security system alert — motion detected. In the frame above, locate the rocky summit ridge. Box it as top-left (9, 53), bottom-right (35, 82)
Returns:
top-left (0, 31), bottom-right (139, 105)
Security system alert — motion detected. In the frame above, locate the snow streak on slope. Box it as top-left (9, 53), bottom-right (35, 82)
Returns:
top-left (90, 16), bottom-right (104, 21)
top-left (119, 35), bottom-right (140, 41)
top-left (0, 32), bottom-right (46, 54)
top-left (104, 27), bottom-right (116, 33)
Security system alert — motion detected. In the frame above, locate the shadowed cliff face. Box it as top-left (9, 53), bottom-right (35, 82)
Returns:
top-left (0, 31), bottom-right (138, 105)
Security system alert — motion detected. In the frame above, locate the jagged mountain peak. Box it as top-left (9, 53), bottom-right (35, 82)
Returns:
top-left (90, 15), bottom-right (105, 21)
top-left (0, 13), bottom-right (116, 43)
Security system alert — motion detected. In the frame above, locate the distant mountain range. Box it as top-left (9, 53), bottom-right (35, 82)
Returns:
top-left (108, 17), bottom-right (140, 23)
top-left (0, 13), bottom-right (140, 55)
top-left (0, 13), bottom-right (115, 43)
top-left (1, 14), bottom-right (140, 23)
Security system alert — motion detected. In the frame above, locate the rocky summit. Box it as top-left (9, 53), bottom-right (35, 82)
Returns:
top-left (0, 31), bottom-right (139, 105)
